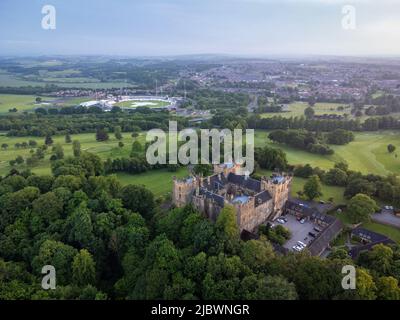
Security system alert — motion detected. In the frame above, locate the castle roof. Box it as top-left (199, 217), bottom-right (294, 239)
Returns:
top-left (199, 188), bottom-right (225, 207)
top-left (255, 190), bottom-right (272, 207)
top-left (227, 172), bottom-right (261, 192)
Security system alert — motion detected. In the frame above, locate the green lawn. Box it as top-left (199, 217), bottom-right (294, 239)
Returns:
top-left (257, 169), bottom-right (347, 204)
top-left (114, 168), bottom-right (189, 196)
top-left (255, 130), bottom-right (400, 176)
top-left (0, 132), bottom-right (148, 176)
top-left (0, 72), bottom-right (135, 89)
top-left (260, 101), bottom-right (350, 119)
top-left (362, 221), bottom-right (400, 243)
top-left (0, 94), bottom-right (57, 113)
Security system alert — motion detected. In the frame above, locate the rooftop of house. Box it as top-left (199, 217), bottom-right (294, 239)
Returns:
top-left (348, 227), bottom-right (396, 259)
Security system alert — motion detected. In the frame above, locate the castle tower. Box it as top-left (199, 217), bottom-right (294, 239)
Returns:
top-left (172, 176), bottom-right (197, 208)
top-left (261, 174), bottom-right (292, 220)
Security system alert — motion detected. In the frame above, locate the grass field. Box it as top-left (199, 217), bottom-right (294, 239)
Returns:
top-left (115, 168), bottom-right (189, 196)
top-left (0, 94), bottom-right (94, 113)
top-left (255, 130), bottom-right (400, 176)
top-left (362, 221), bottom-right (400, 243)
top-left (0, 94), bottom-right (57, 113)
top-left (257, 169), bottom-right (347, 204)
top-left (0, 71), bottom-right (135, 89)
top-left (260, 101), bottom-right (350, 119)
top-left (0, 132), bottom-right (148, 176)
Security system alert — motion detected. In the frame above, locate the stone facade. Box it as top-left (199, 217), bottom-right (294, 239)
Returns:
top-left (172, 163), bottom-right (292, 233)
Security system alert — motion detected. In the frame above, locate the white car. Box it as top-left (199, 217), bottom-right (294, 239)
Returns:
top-left (277, 218), bottom-right (286, 224)
top-left (292, 245), bottom-right (302, 252)
top-left (297, 241), bottom-right (307, 248)
top-left (299, 218), bottom-right (306, 224)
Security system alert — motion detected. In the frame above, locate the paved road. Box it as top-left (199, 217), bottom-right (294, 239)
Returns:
top-left (372, 210), bottom-right (400, 228)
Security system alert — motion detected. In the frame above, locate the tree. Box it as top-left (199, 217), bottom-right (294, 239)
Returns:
top-left (240, 239), bottom-right (275, 273)
top-left (216, 205), bottom-right (240, 253)
top-left (354, 268), bottom-right (377, 300)
top-left (52, 144), bottom-right (64, 160)
top-left (31, 240), bottom-right (77, 285)
top-left (28, 140), bottom-right (37, 147)
top-left (65, 133), bottom-right (72, 143)
top-left (96, 128), bottom-right (109, 142)
top-left (72, 140), bottom-right (81, 157)
top-left (44, 135), bottom-right (53, 146)
top-left (1, 143), bottom-right (8, 150)
top-left (66, 202), bottom-right (94, 248)
top-left (72, 249), bottom-right (96, 286)
top-left (114, 126), bottom-right (122, 140)
top-left (347, 194), bottom-right (378, 223)
top-left (15, 155), bottom-right (24, 165)
top-left (376, 276), bottom-right (400, 300)
top-left (131, 141), bottom-right (143, 155)
top-left (120, 184), bottom-right (155, 219)
top-left (32, 191), bottom-right (64, 227)
top-left (304, 106), bottom-right (315, 119)
top-left (241, 274), bottom-right (297, 300)
top-left (303, 175), bottom-right (323, 200)
top-left (324, 168), bottom-right (348, 186)
top-left (388, 144), bottom-right (396, 153)
top-left (118, 141), bottom-right (124, 148)
top-left (35, 97), bottom-right (42, 103)
top-left (193, 164), bottom-right (213, 177)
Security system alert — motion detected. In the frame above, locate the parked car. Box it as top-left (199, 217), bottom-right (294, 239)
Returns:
top-left (292, 245), bottom-right (302, 252)
top-left (277, 218), bottom-right (285, 224)
top-left (314, 227), bottom-right (321, 232)
top-left (308, 232), bottom-right (316, 238)
top-left (282, 217), bottom-right (288, 222)
top-left (297, 241), bottom-right (307, 248)
top-left (299, 218), bottom-right (306, 224)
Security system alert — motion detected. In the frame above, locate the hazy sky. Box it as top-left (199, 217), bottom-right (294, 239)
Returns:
top-left (1, 0), bottom-right (400, 57)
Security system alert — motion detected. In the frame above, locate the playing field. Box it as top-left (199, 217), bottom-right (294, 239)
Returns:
top-left (255, 130), bottom-right (400, 176)
top-left (259, 101), bottom-right (350, 119)
top-left (114, 99), bottom-right (170, 109)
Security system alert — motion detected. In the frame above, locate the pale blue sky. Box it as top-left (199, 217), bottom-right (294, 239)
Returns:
top-left (0, 0), bottom-right (399, 57)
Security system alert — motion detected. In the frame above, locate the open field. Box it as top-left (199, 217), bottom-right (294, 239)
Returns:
top-left (0, 132), bottom-right (147, 176)
top-left (257, 169), bottom-right (347, 204)
top-left (0, 94), bottom-right (94, 113)
top-left (0, 71), bottom-right (135, 89)
top-left (255, 130), bottom-right (400, 176)
top-left (115, 168), bottom-right (189, 196)
top-left (0, 94), bottom-right (57, 113)
top-left (259, 101), bottom-right (350, 119)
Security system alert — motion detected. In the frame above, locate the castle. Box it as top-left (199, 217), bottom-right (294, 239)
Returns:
top-left (172, 163), bottom-right (292, 233)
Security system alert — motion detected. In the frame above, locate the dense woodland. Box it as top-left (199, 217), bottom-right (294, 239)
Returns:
top-left (1, 151), bottom-right (400, 300)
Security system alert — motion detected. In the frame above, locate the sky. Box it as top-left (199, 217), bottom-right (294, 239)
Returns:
top-left (0, 0), bottom-right (400, 57)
